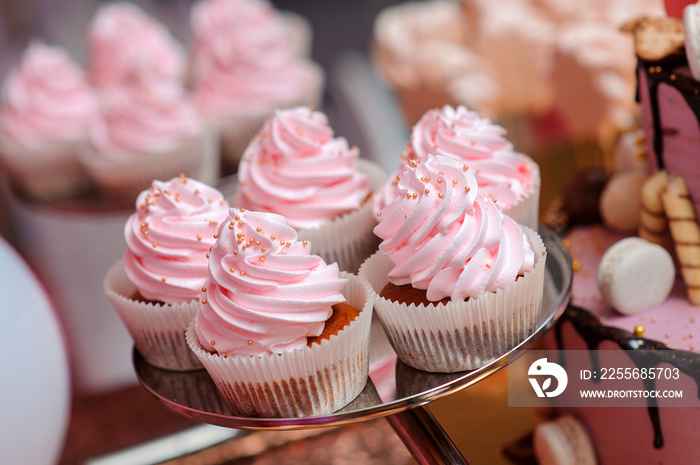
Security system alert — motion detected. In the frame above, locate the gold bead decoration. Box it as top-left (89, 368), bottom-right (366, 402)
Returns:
top-left (633, 325), bottom-right (645, 337)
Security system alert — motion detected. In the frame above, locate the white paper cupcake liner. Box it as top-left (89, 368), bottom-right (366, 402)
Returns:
top-left (297, 158), bottom-right (387, 274)
top-left (216, 61), bottom-right (326, 173)
top-left (104, 260), bottom-right (203, 371)
top-left (186, 272), bottom-right (375, 418)
top-left (359, 227), bottom-right (546, 373)
top-left (79, 128), bottom-right (218, 206)
top-left (502, 154), bottom-right (541, 231)
top-left (0, 140), bottom-right (93, 202)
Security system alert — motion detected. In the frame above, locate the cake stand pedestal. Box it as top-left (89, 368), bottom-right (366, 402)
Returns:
top-left (134, 228), bottom-right (572, 465)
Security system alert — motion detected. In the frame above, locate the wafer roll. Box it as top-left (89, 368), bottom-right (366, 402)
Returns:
top-left (661, 175), bottom-right (700, 305)
top-left (640, 170), bottom-right (670, 246)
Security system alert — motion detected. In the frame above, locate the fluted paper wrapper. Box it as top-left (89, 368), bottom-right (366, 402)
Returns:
top-left (79, 126), bottom-right (219, 205)
top-left (186, 272), bottom-right (375, 418)
top-left (359, 227), bottom-right (546, 373)
top-left (104, 260), bottom-right (203, 371)
top-left (502, 154), bottom-right (540, 231)
top-left (298, 158), bottom-right (387, 273)
top-left (216, 61), bottom-right (326, 173)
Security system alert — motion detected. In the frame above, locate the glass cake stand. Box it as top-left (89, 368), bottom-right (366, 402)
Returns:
top-left (134, 227), bottom-right (573, 465)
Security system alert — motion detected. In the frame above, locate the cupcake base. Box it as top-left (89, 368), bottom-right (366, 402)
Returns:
top-left (104, 260), bottom-right (203, 371)
top-left (186, 272), bottom-right (375, 418)
top-left (359, 227), bottom-right (547, 373)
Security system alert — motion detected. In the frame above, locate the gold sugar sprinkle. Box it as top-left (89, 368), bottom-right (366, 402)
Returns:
top-left (210, 340), bottom-right (215, 345)
top-left (572, 260), bottom-right (581, 271)
top-left (248, 340), bottom-right (253, 345)
top-left (202, 299), bottom-right (208, 304)
top-left (633, 325), bottom-right (644, 337)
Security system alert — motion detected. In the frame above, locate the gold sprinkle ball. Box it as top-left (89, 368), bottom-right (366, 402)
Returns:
top-left (633, 325), bottom-right (645, 337)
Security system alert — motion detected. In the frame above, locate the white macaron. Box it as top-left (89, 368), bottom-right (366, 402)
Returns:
top-left (534, 415), bottom-right (597, 465)
top-left (684, 2), bottom-right (700, 81)
top-left (597, 237), bottom-right (675, 315)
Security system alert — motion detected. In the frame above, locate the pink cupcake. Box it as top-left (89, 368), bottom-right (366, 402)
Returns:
top-left (187, 208), bottom-right (374, 417)
top-left (190, 0), bottom-right (325, 172)
top-left (233, 106), bottom-right (386, 273)
top-left (0, 42), bottom-right (97, 201)
top-left (104, 175), bottom-right (231, 370)
top-left (87, 2), bottom-right (186, 93)
top-left (377, 105), bottom-right (540, 229)
top-left (81, 3), bottom-right (217, 204)
top-left (79, 85), bottom-right (215, 205)
top-left (361, 154), bottom-right (546, 373)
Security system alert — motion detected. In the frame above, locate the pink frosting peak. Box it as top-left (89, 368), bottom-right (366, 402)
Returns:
top-left (90, 85), bottom-right (201, 160)
top-left (191, 0), bottom-right (318, 114)
top-left (374, 154), bottom-right (534, 301)
top-left (0, 42), bottom-right (96, 151)
top-left (234, 106), bottom-right (371, 229)
top-left (377, 105), bottom-right (536, 210)
top-left (123, 176), bottom-right (231, 304)
top-left (88, 2), bottom-right (185, 92)
top-left (195, 208), bottom-right (347, 356)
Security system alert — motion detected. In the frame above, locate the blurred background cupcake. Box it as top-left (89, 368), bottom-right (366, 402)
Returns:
top-left (190, 0), bottom-right (325, 174)
top-left (0, 41), bottom-right (97, 202)
top-left (81, 2), bottom-right (218, 206)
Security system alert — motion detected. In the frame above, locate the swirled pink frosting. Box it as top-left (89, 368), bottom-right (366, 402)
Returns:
top-left (123, 176), bottom-right (230, 304)
top-left (234, 106), bottom-right (370, 229)
top-left (374, 154), bottom-right (534, 301)
top-left (377, 105), bottom-right (536, 211)
top-left (90, 86), bottom-right (201, 160)
top-left (88, 2), bottom-right (185, 91)
top-left (195, 208), bottom-right (347, 356)
top-left (0, 42), bottom-right (96, 151)
top-left (191, 0), bottom-right (318, 114)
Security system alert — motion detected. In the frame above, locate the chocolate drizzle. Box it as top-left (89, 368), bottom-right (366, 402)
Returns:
top-left (636, 58), bottom-right (700, 172)
top-left (554, 305), bottom-right (700, 450)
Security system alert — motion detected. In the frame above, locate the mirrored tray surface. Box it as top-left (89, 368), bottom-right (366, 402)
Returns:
top-left (134, 227), bottom-right (572, 430)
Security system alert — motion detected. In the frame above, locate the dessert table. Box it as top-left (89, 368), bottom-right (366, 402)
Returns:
top-left (134, 227), bottom-right (573, 465)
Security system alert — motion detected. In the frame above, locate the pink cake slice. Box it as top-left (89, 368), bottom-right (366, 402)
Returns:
top-left (542, 225), bottom-right (700, 465)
